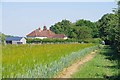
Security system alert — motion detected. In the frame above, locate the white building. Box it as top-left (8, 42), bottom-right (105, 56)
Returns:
top-left (5, 37), bottom-right (26, 44)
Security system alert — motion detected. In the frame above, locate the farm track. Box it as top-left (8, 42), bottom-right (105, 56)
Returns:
top-left (55, 50), bottom-right (97, 78)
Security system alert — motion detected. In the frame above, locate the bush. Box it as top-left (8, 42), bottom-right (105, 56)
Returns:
top-left (26, 38), bottom-right (102, 44)
top-left (82, 38), bottom-right (102, 44)
top-left (26, 38), bottom-right (78, 44)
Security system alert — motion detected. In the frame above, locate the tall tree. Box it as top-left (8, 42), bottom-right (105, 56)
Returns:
top-left (96, 13), bottom-right (118, 44)
top-left (50, 19), bottom-right (97, 39)
top-left (115, 1), bottom-right (120, 52)
top-left (76, 26), bottom-right (92, 39)
top-left (50, 19), bottom-right (72, 36)
top-left (0, 33), bottom-right (5, 44)
top-left (75, 19), bottom-right (98, 38)
top-left (95, 1), bottom-right (120, 52)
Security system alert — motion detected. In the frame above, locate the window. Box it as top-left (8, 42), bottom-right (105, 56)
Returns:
top-left (17, 42), bottom-right (23, 44)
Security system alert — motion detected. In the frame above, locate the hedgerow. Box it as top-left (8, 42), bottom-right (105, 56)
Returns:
top-left (26, 38), bottom-right (101, 44)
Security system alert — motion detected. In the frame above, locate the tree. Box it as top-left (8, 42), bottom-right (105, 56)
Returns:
top-left (50, 19), bottom-right (97, 39)
top-left (95, 1), bottom-right (120, 52)
top-left (96, 13), bottom-right (118, 45)
top-left (76, 26), bottom-right (92, 39)
top-left (50, 19), bottom-right (72, 36)
top-left (114, 1), bottom-right (120, 52)
top-left (75, 19), bottom-right (98, 38)
top-left (0, 33), bottom-right (5, 44)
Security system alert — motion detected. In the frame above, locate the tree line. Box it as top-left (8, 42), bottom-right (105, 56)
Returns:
top-left (50, 2), bottom-right (120, 52)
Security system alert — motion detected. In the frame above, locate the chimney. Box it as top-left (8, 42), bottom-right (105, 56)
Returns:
top-left (38, 27), bottom-right (41, 32)
top-left (38, 27), bottom-right (41, 30)
top-left (35, 28), bottom-right (39, 36)
top-left (43, 26), bottom-right (47, 31)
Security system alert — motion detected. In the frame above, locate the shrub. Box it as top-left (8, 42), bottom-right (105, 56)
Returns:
top-left (26, 38), bottom-right (78, 44)
top-left (82, 38), bottom-right (102, 44)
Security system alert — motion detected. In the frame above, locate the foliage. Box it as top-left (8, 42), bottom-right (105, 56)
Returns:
top-left (50, 19), bottom-right (72, 37)
top-left (0, 33), bottom-right (14, 44)
top-left (96, 13), bottom-right (118, 44)
top-left (26, 38), bottom-right (78, 44)
top-left (83, 38), bottom-right (102, 44)
top-left (49, 1), bottom-right (120, 53)
top-left (26, 38), bottom-right (101, 44)
top-left (75, 19), bottom-right (98, 38)
top-left (95, 1), bottom-right (120, 52)
top-left (0, 33), bottom-right (5, 44)
top-left (50, 19), bottom-right (96, 39)
top-left (76, 26), bottom-right (92, 39)
top-left (75, 19), bottom-right (94, 27)
top-left (115, 1), bottom-right (120, 52)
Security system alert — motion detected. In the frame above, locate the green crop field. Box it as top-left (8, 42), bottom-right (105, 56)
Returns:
top-left (2, 43), bottom-right (99, 78)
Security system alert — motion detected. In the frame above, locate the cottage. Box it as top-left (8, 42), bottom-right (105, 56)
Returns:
top-left (5, 37), bottom-right (26, 44)
top-left (26, 26), bottom-right (67, 39)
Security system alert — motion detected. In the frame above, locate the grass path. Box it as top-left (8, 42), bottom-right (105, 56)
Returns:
top-left (71, 46), bottom-right (119, 79)
top-left (55, 50), bottom-right (98, 78)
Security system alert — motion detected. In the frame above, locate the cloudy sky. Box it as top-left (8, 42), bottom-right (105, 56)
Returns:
top-left (1, 0), bottom-right (117, 36)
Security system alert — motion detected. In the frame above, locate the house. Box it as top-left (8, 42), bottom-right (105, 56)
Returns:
top-left (5, 37), bottom-right (26, 44)
top-left (26, 26), bottom-right (67, 39)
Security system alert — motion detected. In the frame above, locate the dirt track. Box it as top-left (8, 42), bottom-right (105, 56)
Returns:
top-left (55, 50), bottom-right (97, 78)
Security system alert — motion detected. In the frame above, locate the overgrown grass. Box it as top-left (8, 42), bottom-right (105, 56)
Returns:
top-left (72, 46), bottom-right (119, 79)
top-left (2, 43), bottom-right (96, 78)
top-left (0, 45), bottom-right (2, 80)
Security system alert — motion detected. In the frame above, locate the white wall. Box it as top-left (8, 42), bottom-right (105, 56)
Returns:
top-left (11, 38), bottom-right (26, 44)
top-left (35, 37), bottom-right (47, 39)
top-left (27, 37), bottom-right (47, 39)
top-left (20, 38), bottom-right (26, 44)
top-left (12, 41), bottom-right (19, 44)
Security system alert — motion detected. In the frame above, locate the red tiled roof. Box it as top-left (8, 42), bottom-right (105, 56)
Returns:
top-left (52, 34), bottom-right (66, 38)
top-left (26, 27), bottom-right (66, 39)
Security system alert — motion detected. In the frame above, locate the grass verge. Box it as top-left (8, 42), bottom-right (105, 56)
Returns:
top-left (72, 46), bottom-right (119, 79)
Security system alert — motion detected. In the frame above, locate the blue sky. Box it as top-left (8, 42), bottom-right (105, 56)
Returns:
top-left (1, 2), bottom-right (117, 37)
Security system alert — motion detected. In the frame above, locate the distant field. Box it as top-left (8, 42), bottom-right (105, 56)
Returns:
top-left (2, 43), bottom-right (97, 78)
